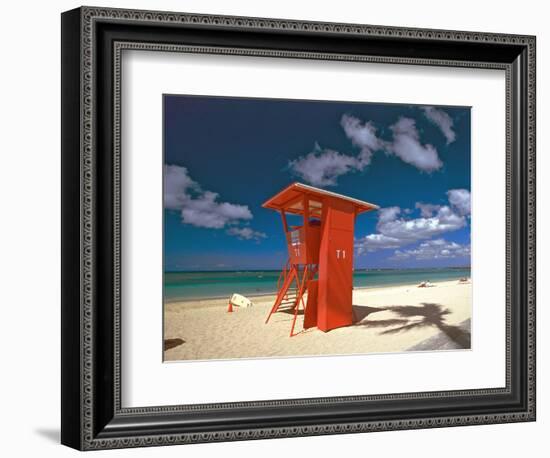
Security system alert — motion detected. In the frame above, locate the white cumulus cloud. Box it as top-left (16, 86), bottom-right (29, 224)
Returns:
top-left (378, 206), bottom-right (401, 224)
top-left (340, 114), bottom-right (386, 167)
top-left (388, 117), bottom-right (442, 172)
top-left (376, 205), bottom-right (466, 242)
top-left (355, 189), bottom-right (470, 255)
top-left (422, 106), bottom-right (456, 144)
top-left (391, 238), bottom-right (470, 261)
top-left (447, 188), bottom-right (471, 216)
top-left (226, 227), bottom-right (267, 241)
top-left (289, 111), bottom-right (452, 186)
top-left (164, 164), bottom-right (198, 210)
top-left (355, 233), bottom-right (403, 254)
top-left (415, 202), bottom-right (441, 218)
top-left (179, 190), bottom-right (252, 229)
top-left (288, 144), bottom-right (359, 187)
top-left (165, 165), bottom-right (264, 238)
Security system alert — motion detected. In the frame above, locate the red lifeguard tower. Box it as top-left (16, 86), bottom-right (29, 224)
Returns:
top-left (262, 183), bottom-right (378, 336)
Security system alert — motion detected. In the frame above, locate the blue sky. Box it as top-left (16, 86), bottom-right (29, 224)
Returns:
top-left (164, 95), bottom-right (471, 271)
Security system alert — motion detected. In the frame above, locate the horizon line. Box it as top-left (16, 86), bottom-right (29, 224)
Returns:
top-left (165, 266), bottom-right (472, 273)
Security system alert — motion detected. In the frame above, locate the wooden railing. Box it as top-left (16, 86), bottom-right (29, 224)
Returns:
top-left (276, 258), bottom-right (291, 291)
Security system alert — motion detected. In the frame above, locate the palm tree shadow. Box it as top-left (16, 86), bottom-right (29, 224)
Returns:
top-left (381, 303), bottom-right (451, 334)
top-left (437, 323), bottom-right (471, 348)
top-left (352, 305), bottom-right (385, 322)
top-left (357, 303), bottom-right (470, 349)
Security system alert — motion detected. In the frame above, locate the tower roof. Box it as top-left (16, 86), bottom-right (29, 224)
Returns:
top-left (262, 182), bottom-right (379, 217)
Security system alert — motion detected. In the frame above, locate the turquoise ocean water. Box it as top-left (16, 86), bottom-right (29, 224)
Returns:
top-left (164, 268), bottom-right (471, 302)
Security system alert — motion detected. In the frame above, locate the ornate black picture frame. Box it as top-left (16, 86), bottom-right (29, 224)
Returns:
top-left (61, 6), bottom-right (536, 450)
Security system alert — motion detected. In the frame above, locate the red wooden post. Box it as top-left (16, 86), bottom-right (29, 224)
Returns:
top-left (317, 197), bottom-right (355, 331)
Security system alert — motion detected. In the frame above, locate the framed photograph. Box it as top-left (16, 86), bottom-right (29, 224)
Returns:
top-left (61, 6), bottom-right (536, 450)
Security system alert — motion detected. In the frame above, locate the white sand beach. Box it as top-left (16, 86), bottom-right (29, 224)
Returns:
top-left (163, 280), bottom-right (471, 361)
